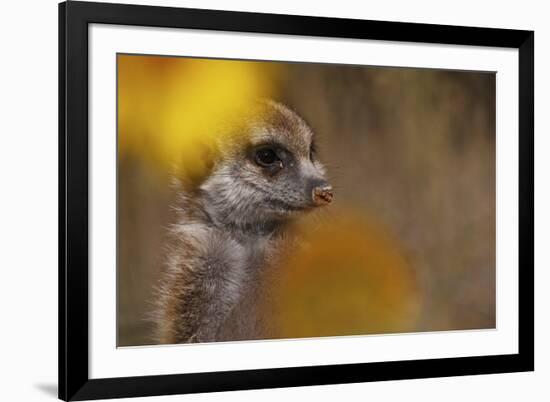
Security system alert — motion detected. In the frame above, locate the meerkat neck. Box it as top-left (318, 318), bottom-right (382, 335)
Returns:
top-left (198, 190), bottom-right (284, 239)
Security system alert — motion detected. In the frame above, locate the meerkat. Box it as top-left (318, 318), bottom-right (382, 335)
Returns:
top-left (153, 100), bottom-right (333, 344)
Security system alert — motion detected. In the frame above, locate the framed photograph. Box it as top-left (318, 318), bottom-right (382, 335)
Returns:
top-left (59, 1), bottom-right (534, 400)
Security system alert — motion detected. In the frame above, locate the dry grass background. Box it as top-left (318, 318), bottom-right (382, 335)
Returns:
top-left (117, 57), bottom-right (495, 346)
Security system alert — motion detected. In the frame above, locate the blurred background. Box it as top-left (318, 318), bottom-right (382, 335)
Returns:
top-left (117, 54), bottom-right (495, 346)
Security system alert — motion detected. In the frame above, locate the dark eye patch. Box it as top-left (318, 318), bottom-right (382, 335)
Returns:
top-left (249, 142), bottom-right (294, 173)
top-left (309, 140), bottom-right (317, 161)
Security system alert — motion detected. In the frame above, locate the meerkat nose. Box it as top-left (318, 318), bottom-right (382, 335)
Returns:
top-left (312, 185), bottom-right (333, 206)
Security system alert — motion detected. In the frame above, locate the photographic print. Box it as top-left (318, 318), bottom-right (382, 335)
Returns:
top-left (117, 54), bottom-right (496, 347)
top-left (60, 3), bottom-right (533, 399)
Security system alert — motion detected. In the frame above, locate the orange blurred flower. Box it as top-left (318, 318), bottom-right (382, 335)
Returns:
top-left (269, 210), bottom-right (421, 338)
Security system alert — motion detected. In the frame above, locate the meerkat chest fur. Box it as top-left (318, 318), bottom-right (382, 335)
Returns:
top-left (159, 211), bottom-right (283, 343)
top-left (199, 224), bottom-right (277, 298)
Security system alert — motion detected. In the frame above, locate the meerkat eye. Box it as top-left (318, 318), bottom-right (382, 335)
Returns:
top-left (254, 147), bottom-right (280, 167)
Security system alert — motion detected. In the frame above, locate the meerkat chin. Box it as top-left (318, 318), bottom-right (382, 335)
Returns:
top-left (153, 99), bottom-right (332, 344)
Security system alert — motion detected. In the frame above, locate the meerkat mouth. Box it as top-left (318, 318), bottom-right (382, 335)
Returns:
top-left (268, 199), bottom-right (310, 213)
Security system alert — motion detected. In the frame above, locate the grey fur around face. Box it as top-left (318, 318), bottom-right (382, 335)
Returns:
top-left (154, 100), bottom-right (332, 344)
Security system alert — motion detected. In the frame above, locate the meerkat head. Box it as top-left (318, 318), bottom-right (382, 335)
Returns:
top-left (199, 100), bottom-right (332, 231)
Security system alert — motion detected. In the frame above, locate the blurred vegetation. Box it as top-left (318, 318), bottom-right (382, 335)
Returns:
top-left (117, 55), bottom-right (495, 346)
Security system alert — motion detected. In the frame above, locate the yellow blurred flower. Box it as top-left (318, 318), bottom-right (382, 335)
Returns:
top-left (118, 55), bottom-right (279, 180)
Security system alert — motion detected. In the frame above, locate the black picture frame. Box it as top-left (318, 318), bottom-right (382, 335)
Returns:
top-left (59, 1), bottom-right (534, 400)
